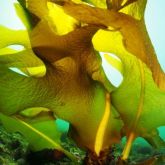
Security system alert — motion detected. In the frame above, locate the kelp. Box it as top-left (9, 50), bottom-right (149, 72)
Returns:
top-left (93, 30), bottom-right (165, 159)
top-left (61, 0), bottom-right (165, 90)
top-left (0, 24), bottom-right (46, 77)
top-left (0, 0), bottom-right (164, 163)
top-left (0, 113), bottom-right (76, 161)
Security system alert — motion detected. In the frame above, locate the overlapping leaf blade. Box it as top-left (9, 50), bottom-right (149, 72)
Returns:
top-left (0, 113), bottom-right (77, 161)
top-left (93, 29), bottom-right (165, 145)
top-left (61, 0), bottom-right (165, 90)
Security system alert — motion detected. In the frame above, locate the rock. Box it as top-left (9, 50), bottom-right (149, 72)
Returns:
top-left (0, 124), bottom-right (29, 165)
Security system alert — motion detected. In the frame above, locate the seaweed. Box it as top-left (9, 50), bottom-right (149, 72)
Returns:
top-left (0, 0), bottom-right (165, 164)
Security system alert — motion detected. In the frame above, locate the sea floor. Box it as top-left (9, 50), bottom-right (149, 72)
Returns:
top-left (0, 125), bottom-right (165, 165)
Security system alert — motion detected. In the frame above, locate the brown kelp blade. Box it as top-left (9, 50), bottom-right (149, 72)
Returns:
top-left (60, 0), bottom-right (165, 90)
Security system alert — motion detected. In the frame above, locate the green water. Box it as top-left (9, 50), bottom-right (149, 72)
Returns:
top-left (56, 119), bottom-right (165, 143)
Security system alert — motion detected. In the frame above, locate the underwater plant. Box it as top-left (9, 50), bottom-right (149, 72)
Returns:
top-left (0, 0), bottom-right (165, 164)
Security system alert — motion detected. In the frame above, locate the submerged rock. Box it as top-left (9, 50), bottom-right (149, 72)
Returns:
top-left (0, 124), bottom-right (29, 165)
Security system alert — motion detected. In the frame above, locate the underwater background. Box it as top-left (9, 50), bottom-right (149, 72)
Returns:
top-left (0, 0), bottom-right (165, 164)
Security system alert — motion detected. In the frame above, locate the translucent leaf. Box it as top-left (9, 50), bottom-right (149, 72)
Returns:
top-left (47, 2), bottom-right (78, 35)
top-left (84, 0), bottom-right (146, 19)
top-left (93, 29), bottom-right (165, 158)
top-left (0, 47), bottom-right (18, 54)
top-left (0, 113), bottom-right (77, 161)
top-left (62, 1), bottom-right (165, 90)
top-left (120, 0), bottom-right (147, 20)
top-left (0, 25), bottom-right (46, 77)
top-left (26, 0), bottom-right (78, 35)
top-left (14, 2), bottom-right (31, 30)
top-left (84, 0), bottom-right (107, 8)
top-left (101, 53), bottom-right (123, 75)
top-left (19, 107), bottom-right (50, 118)
top-left (67, 90), bottom-right (122, 153)
top-left (26, 0), bottom-right (48, 19)
top-left (0, 25), bottom-right (30, 49)
top-left (0, 49), bottom-right (46, 77)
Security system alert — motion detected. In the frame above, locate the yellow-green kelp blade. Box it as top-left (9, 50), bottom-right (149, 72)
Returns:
top-left (93, 29), bottom-right (165, 159)
top-left (0, 113), bottom-right (77, 161)
top-left (0, 25), bottom-right (46, 77)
